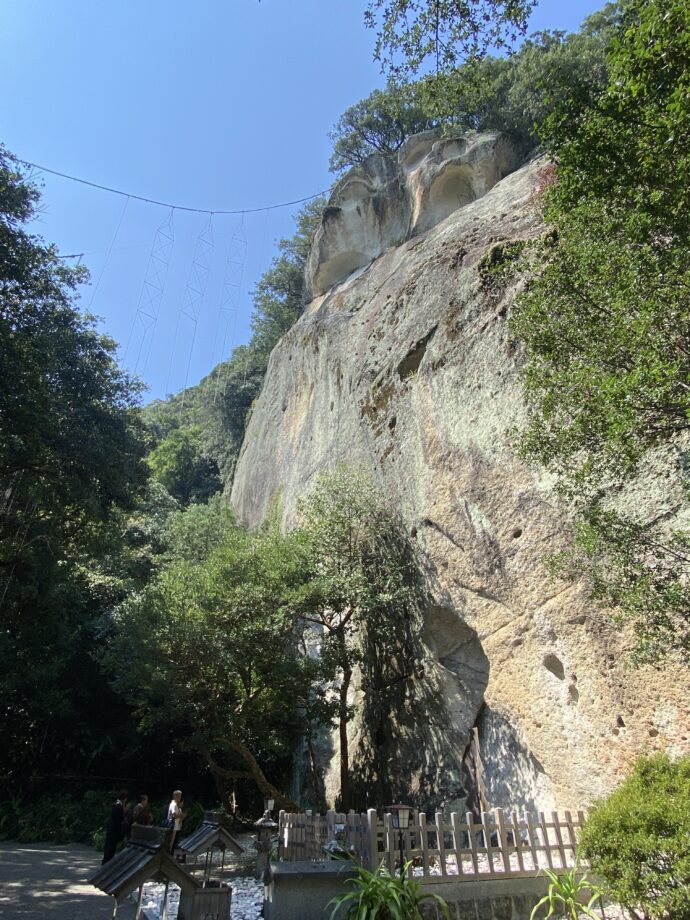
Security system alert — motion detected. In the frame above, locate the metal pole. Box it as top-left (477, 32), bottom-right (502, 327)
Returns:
top-left (111, 900), bottom-right (118, 919)
top-left (399, 829), bottom-right (404, 880)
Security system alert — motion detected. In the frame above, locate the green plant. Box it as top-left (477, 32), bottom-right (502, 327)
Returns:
top-left (530, 867), bottom-right (604, 920)
top-left (579, 754), bottom-right (690, 920)
top-left (327, 860), bottom-right (450, 920)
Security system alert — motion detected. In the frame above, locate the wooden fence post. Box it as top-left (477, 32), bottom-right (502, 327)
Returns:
top-left (366, 808), bottom-right (378, 870)
top-left (495, 808), bottom-right (509, 873)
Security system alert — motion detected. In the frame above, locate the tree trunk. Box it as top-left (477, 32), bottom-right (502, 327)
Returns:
top-left (339, 667), bottom-right (353, 811)
top-left (228, 738), bottom-right (299, 811)
top-left (306, 727), bottom-right (326, 812)
top-left (201, 744), bottom-right (298, 812)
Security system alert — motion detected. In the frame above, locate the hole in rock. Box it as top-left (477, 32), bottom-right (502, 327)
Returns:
top-left (400, 135), bottom-right (436, 172)
top-left (512, 527), bottom-right (523, 539)
top-left (398, 327), bottom-right (436, 380)
top-left (616, 715), bottom-right (626, 728)
top-left (419, 164), bottom-right (475, 233)
top-left (543, 654), bottom-right (565, 680)
top-left (568, 684), bottom-right (579, 704)
top-left (388, 415), bottom-right (397, 432)
top-left (314, 249), bottom-right (371, 296)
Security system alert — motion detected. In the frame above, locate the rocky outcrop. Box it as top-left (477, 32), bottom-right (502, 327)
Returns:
top-left (305, 131), bottom-right (525, 300)
top-left (231, 134), bottom-right (690, 813)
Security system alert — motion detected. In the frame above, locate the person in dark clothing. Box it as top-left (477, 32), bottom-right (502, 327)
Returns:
top-left (101, 790), bottom-right (128, 864)
top-left (131, 794), bottom-right (154, 828)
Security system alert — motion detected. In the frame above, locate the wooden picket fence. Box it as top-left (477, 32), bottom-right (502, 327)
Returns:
top-left (277, 807), bottom-right (587, 882)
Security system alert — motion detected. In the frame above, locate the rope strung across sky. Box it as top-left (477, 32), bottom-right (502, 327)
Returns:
top-left (21, 158), bottom-right (332, 214)
top-left (21, 156), bottom-right (331, 401)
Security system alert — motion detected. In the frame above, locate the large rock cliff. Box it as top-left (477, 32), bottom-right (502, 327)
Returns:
top-left (231, 132), bottom-right (690, 813)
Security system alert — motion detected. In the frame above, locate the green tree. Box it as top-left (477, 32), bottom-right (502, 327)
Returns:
top-left (295, 468), bottom-right (422, 810)
top-left (364, 0), bottom-right (537, 79)
top-left (108, 498), bottom-right (319, 809)
top-left (414, 5), bottom-right (619, 132)
top-left (148, 426), bottom-right (221, 505)
top-left (509, 0), bottom-right (690, 661)
top-left (0, 147), bottom-right (149, 780)
top-left (329, 82), bottom-right (439, 173)
top-left (580, 754), bottom-right (690, 920)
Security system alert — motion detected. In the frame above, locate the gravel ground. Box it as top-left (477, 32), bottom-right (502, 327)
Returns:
top-left (139, 833), bottom-right (263, 920)
top-left (0, 841), bottom-right (136, 919)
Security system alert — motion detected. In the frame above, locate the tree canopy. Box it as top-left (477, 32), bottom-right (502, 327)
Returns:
top-left (510, 0), bottom-right (690, 662)
top-left (364, 0), bottom-right (537, 79)
top-left (331, 6), bottom-right (619, 171)
top-left (329, 83), bottom-right (438, 173)
top-left (0, 147), bottom-right (150, 781)
top-left (109, 498), bottom-right (319, 809)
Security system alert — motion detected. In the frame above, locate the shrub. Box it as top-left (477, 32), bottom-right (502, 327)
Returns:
top-left (530, 866), bottom-right (604, 920)
top-left (327, 860), bottom-right (450, 920)
top-left (15, 791), bottom-right (112, 844)
top-left (579, 754), bottom-right (690, 920)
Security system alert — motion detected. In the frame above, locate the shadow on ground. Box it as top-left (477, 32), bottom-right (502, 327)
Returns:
top-left (0, 842), bottom-right (135, 919)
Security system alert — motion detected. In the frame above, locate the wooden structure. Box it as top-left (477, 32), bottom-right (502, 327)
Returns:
top-left (177, 811), bottom-right (244, 884)
top-left (277, 807), bottom-right (587, 882)
top-left (89, 828), bottom-right (232, 919)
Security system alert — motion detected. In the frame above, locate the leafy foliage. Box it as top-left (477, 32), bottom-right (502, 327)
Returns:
top-left (0, 146), bottom-right (150, 781)
top-left (333, 7), bottom-right (618, 170)
top-left (416, 6), bottom-right (619, 135)
top-left (108, 498), bottom-right (319, 810)
top-left (530, 867), bottom-right (604, 920)
top-left (327, 860), bottom-right (450, 920)
top-left (364, 0), bottom-right (536, 79)
top-left (148, 426), bottom-right (221, 506)
top-left (329, 82), bottom-right (438, 172)
top-left (295, 467), bottom-right (423, 810)
top-left (510, 0), bottom-right (690, 661)
top-left (579, 755), bottom-right (690, 920)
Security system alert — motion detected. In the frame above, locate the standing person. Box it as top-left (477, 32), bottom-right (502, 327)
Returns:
top-left (131, 793), bottom-right (154, 827)
top-left (167, 789), bottom-right (186, 853)
top-left (102, 790), bottom-right (128, 864)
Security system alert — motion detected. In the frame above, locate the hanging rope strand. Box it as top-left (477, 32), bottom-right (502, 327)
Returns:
top-left (20, 158), bottom-right (331, 215)
top-left (122, 209), bottom-right (175, 375)
top-left (87, 196), bottom-right (130, 310)
top-left (213, 214), bottom-right (247, 404)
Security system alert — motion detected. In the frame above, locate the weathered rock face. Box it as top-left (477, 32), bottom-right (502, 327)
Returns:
top-left (305, 131), bottom-right (526, 300)
top-left (231, 134), bottom-right (690, 813)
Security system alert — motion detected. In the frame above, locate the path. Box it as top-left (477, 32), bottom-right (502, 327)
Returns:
top-left (0, 842), bottom-right (136, 919)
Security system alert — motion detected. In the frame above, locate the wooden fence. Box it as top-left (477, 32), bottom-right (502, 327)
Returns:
top-left (277, 808), bottom-right (587, 882)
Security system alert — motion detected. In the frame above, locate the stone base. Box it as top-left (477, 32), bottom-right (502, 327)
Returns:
top-left (264, 863), bottom-right (551, 920)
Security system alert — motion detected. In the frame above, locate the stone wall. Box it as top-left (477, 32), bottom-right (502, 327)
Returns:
top-left (264, 864), bottom-right (552, 920)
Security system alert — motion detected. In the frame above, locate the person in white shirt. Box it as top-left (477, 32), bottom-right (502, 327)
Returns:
top-left (167, 789), bottom-right (186, 853)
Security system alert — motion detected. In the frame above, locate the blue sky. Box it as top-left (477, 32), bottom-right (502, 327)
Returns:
top-left (1, 0), bottom-right (604, 402)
